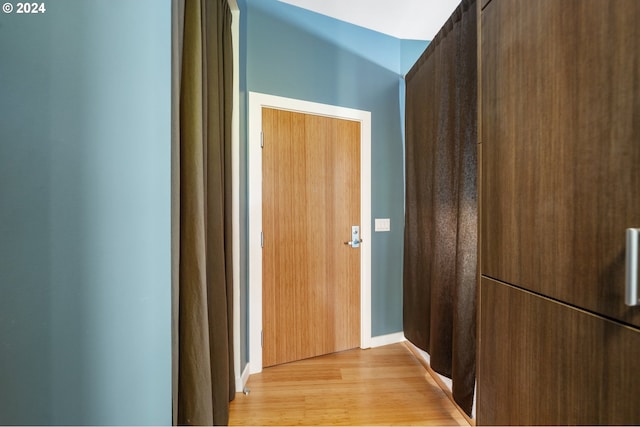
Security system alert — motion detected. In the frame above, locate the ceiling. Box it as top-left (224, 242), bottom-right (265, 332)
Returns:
top-left (277, 0), bottom-right (461, 40)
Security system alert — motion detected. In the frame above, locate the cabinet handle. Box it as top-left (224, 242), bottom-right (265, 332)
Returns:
top-left (626, 228), bottom-right (640, 306)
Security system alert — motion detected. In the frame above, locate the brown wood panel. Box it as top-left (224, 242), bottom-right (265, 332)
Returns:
top-left (262, 108), bottom-right (360, 368)
top-left (481, 0), bottom-right (640, 327)
top-left (477, 144), bottom-right (483, 288)
top-left (476, 0), bottom-right (482, 144)
top-left (477, 277), bottom-right (640, 425)
top-left (229, 343), bottom-right (470, 426)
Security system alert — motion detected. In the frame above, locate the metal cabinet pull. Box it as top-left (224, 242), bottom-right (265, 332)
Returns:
top-left (626, 228), bottom-right (640, 306)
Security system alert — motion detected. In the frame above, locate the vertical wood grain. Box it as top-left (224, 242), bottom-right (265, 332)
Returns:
top-left (476, 0), bottom-right (482, 145)
top-left (478, 1), bottom-right (640, 423)
top-left (478, 277), bottom-right (640, 425)
top-left (262, 108), bottom-right (360, 368)
top-left (481, 0), bottom-right (640, 327)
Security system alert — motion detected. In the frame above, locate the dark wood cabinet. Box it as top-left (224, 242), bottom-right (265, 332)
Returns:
top-left (478, 0), bottom-right (640, 424)
top-left (481, 0), bottom-right (640, 327)
top-left (479, 277), bottom-right (640, 425)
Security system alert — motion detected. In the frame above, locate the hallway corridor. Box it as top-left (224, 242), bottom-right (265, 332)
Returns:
top-left (229, 343), bottom-right (470, 426)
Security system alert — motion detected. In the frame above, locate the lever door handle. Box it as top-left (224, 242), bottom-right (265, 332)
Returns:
top-left (344, 225), bottom-right (362, 248)
top-left (344, 238), bottom-right (363, 246)
top-left (626, 228), bottom-right (640, 306)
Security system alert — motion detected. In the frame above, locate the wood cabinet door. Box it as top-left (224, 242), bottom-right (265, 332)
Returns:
top-left (478, 277), bottom-right (640, 425)
top-left (481, 0), bottom-right (640, 327)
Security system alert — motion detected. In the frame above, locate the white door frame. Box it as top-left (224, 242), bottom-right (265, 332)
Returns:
top-left (248, 92), bottom-right (372, 374)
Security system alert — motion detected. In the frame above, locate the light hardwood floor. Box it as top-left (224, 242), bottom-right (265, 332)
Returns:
top-left (229, 342), bottom-right (470, 426)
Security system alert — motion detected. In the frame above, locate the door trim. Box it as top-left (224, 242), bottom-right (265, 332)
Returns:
top-left (248, 92), bottom-right (372, 374)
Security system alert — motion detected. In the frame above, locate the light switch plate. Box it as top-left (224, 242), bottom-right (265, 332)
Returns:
top-left (375, 218), bottom-right (391, 232)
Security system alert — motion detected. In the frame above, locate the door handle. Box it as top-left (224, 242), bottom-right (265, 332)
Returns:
top-left (344, 225), bottom-right (362, 248)
top-left (626, 228), bottom-right (640, 306)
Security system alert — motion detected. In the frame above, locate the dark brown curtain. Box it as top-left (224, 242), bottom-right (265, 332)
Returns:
top-left (171, 0), bottom-right (234, 425)
top-left (403, 0), bottom-right (477, 417)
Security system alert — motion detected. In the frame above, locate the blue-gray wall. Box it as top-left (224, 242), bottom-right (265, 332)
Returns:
top-left (401, 39), bottom-right (431, 75)
top-left (238, 0), bottom-right (429, 369)
top-left (0, 1), bottom-right (171, 424)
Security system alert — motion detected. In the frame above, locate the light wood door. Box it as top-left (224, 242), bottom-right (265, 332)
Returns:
top-left (262, 107), bottom-right (360, 368)
top-left (481, 0), bottom-right (640, 327)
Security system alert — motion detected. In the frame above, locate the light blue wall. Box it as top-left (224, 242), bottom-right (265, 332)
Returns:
top-left (401, 39), bottom-right (430, 76)
top-left (0, 1), bottom-right (171, 424)
top-left (238, 0), bottom-right (422, 363)
top-left (238, 0), bottom-right (250, 378)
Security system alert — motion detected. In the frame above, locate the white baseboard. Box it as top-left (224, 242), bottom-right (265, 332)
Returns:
top-left (406, 342), bottom-right (453, 392)
top-left (369, 332), bottom-right (406, 348)
top-left (235, 363), bottom-right (251, 392)
top-left (404, 340), bottom-right (476, 420)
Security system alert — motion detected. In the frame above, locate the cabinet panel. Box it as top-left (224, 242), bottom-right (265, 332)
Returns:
top-left (478, 277), bottom-right (640, 425)
top-left (481, 0), bottom-right (640, 326)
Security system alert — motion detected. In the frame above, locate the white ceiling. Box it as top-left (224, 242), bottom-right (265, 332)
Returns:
top-left (277, 0), bottom-right (461, 40)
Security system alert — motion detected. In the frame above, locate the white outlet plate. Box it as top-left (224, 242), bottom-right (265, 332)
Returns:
top-left (375, 218), bottom-right (390, 232)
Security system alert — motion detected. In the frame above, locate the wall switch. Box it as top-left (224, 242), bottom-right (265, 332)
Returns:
top-left (375, 218), bottom-right (391, 232)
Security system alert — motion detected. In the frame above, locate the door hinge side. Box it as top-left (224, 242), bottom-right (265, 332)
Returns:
top-left (261, 231), bottom-right (264, 248)
top-left (260, 131), bottom-right (264, 148)
top-left (261, 330), bottom-right (263, 348)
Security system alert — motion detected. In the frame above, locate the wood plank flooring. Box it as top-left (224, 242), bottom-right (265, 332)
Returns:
top-left (229, 343), bottom-right (470, 426)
